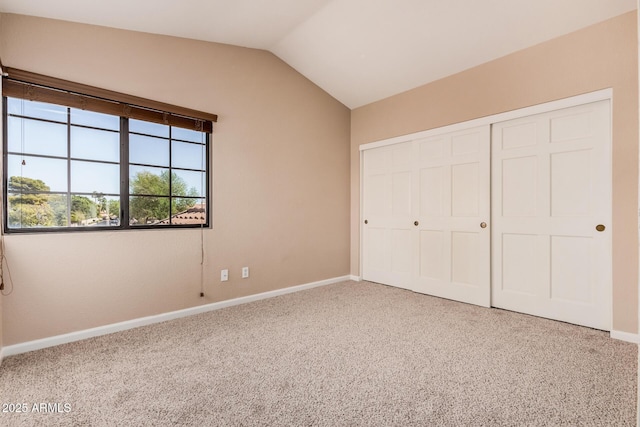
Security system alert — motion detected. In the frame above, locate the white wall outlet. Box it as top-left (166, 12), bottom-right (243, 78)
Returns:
top-left (221, 269), bottom-right (229, 281)
top-left (242, 267), bottom-right (249, 279)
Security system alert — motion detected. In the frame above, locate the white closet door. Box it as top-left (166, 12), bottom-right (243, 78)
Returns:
top-left (413, 126), bottom-right (491, 307)
top-left (362, 126), bottom-right (491, 307)
top-left (362, 141), bottom-right (414, 290)
top-left (492, 100), bottom-right (611, 330)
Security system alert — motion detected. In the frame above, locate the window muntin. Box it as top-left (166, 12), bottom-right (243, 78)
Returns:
top-left (4, 97), bottom-right (209, 232)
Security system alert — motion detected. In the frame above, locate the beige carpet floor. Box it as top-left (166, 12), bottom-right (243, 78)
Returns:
top-left (0, 280), bottom-right (637, 426)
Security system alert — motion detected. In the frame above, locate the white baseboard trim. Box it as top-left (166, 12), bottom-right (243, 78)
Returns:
top-left (0, 347), bottom-right (4, 366)
top-left (610, 330), bottom-right (639, 344)
top-left (349, 275), bottom-right (361, 281)
top-left (2, 275), bottom-right (351, 358)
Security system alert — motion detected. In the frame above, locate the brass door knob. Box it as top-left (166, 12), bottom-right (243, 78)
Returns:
top-left (480, 222), bottom-right (487, 229)
top-left (596, 224), bottom-right (605, 232)
top-left (414, 221), bottom-right (419, 226)
top-left (364, 219), bottom-right (368, 224)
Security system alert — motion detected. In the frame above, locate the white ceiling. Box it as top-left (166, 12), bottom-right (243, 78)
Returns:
top-left (0, 0), bottom-right (636, 108)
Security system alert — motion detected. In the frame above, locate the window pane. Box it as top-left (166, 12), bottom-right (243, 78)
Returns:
top-left (70, 108), bottom-right (119, 131)
top-left (172, 127), bottom-right (205, 143)
top-left (7, 194), bottom-right (68, 229)
top-left (99, 195), bottom-right (121, 227)
top-left (172, 169), bottom-right (205, 197)
top-left (130, 119), bottom-right (169, 138)
top-left (129, 166), bottom-right (170, 196)
top-left (71, 160), bottom-right (120, 194)
top-left (172, 140), bottom-right (205, 170)
top-left (129, 196), bottom-right (170, 225)
top-left (170, 199), bottom-right (205, 225)
top-left (7, 98), bottom-right (67, 123)
top-left (129, 134), bottom-right (169, 166)
top-left (69, 194), bottom-right (120, 227)
top-left (7, 117), bottom-right (67, 157)
top-left (69, 194), bottom-right (97, 226)
top-left (8, 155), bottom-right (68, 192)
top-left (71, 127), bottom-right (120, 162)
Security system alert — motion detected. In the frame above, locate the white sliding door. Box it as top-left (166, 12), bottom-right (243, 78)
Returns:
top-left (362, 126), bottom-right (491, 307)
top-left (491, 100), bottom-right (611, 330)
top-left (413, 126), bottom-right (491, 307)
top-left (362, 142), bottom-right (414, 290)
top-left (362, 97), bottom-right (611, 328)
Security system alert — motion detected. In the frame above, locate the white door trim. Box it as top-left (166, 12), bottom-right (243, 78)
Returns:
top-left (359, 89), bottom-right (613, 152)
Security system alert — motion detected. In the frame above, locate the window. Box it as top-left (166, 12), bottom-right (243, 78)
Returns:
top-left (2, 69), bottom-right (215, 232)
top-left (128, 119), bottom-right (208, 226)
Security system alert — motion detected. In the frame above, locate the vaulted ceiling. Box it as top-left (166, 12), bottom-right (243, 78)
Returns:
top-left (0, 0), bottom-right (636, 108)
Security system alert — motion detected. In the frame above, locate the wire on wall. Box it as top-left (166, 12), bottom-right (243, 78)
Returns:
top-left (0, 164), bottom-right (14, 296)
top-left (0, 229), bottom-right (15, 296)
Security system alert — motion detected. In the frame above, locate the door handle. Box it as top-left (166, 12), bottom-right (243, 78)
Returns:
top-left (596, 224), bottom-right (605, 232)
top-left (480, 222), bottom-right (487, 229)
top-left (364, 219), bottom-right (368, 225)
top-left (414, 221), bottom-right (419, 226)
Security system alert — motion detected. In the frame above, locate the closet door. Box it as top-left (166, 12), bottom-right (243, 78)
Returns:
top-left (413, 126), bottom-right (491, 307)
top-left (362, 126), bottom-right (491, 307)
top-left (362, 141), bottom-right (414, 290)
top-left (491, 100), bottom-right (611, 330)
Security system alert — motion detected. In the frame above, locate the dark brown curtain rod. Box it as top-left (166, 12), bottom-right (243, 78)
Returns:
top-left (2, 67), bottom-right (217, 133)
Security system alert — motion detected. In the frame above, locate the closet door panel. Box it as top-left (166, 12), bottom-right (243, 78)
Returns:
top-left (492, 100), bottom-right (611, 330)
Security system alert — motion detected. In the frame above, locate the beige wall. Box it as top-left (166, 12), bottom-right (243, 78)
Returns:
top-left (351, 12), bottom-right (639, 333)
top-left (0, 14), bottom-right (351, 346)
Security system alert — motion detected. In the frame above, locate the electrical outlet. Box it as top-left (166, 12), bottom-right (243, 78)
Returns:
top-left (242, 267), bottom-right (249, 279)
top-left (221, 269), bottom-right (229, 281)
